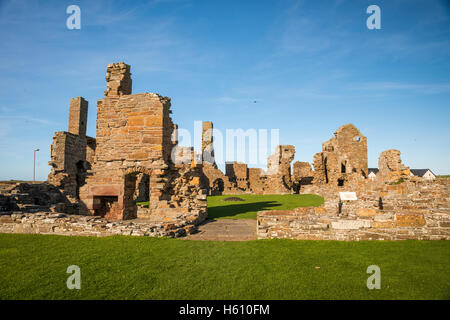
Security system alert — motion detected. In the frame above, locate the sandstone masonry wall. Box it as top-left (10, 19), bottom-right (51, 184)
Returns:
top-left (0, 212), bottom-right (199, 238)
top-left (258, 179), bottom-right (450, 240)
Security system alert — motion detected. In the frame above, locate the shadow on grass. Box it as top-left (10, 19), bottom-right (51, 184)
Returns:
top-left (208, 201), bottom-right (281, 219)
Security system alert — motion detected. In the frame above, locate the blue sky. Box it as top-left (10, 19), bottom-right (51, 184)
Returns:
top-left (0, 0), bottom-right (449, 180)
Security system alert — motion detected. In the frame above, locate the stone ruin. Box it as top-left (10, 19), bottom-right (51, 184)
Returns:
top-left (0, 62), bottom-right (448, 240)
top-left (48, 62), bottom-right (208, 226)
top-left (254, 126), bottom-right (450, 241)
top-left (378, 149), bottom-right (411, 183)
top-left (312, 123), bottom-right (368, 187)
top-left (190, 120), bottom-right (437, 198)
top-left (200, 138), bottom-right (297, 195)
top-left (47, 97), bottom-right (96, 212)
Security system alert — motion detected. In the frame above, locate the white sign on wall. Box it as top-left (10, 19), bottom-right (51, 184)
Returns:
top-left (339, 192), bottom-right (357, 201)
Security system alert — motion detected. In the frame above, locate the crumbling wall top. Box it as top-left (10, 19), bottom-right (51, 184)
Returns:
top-left (378, 149), bottom-right (410, 182)
top-left (104, 62), bottom-right (132, 97)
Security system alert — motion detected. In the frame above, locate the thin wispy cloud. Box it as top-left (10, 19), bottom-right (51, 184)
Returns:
top-left (0, 115), bottom-right (57, 126)
top-left (348, 82), bottom-right (450, 94)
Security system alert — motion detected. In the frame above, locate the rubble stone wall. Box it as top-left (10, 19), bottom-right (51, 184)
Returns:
top-left (48, 96), bottom-right (95, 203)
top-left (79, 91), bottom-right (206, 220)
top-left (258, 179), bottom-right (450, 240)
top-left (46, 62), bottom-right (207, 224)
top-left (0, 212), bottom-right (198, 238)
top-left (378, 149), bottom-right (411, 183)
top-left (313, 124), bottom-right (368, 187)
top-left (47, 131), bottom-right (93, 202)
top-left (265, 145), bottom-right (295, 194)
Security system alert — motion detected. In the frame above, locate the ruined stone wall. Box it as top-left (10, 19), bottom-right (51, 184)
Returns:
top-left (201, 163), bottom-right (237, 195)
top-left (293, 161), bottom-right (314, 190)
top-left (313, 124), bottom-right (368, 187)
top-left (199, 121), bottom-right (242, 195)
top-left (93, 92), bottom-right (173, 164)
top-left (225, 162), bottom-right (249, 190)
top-left (86, 137), bottom-right (96, 165)
top-left (258, 179), bottom-right (450, 240)
top-left (0, 183), bottom-right (66, 213)
top-left (201, 121), bottom-right (215, 164)
top-left (0, 211), bottom-right (199, 238)
top-left (378, 149), bottom-right (410, 183)
top-left (293, 161), bottom-right (312, 181)
top-left (248, 168), bottom-right (265, 194)
top-left (48, 132), bottom-right (86, 200)
top-left (78, 63), bottom-right (206, 222)
top-left (48, 97), bottom-right (95, 204)
top-left (79, 92), bottom-right (196, 219)
top-left (201, 144), bottom-right (297, 195)
top-left (198, 126), bottom-right (298, 195)
top-left (68, 97), bottom-right (88, 137)
top-left (104, 62), bottom-right (132, 97)
top-left (265, 145), bottom-right (295, 194)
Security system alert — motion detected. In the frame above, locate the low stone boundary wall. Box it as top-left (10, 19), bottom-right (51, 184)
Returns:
top-left (257, 207), bottom-right (450, 240)
top-left (0, 212), bottom-right (201, 238)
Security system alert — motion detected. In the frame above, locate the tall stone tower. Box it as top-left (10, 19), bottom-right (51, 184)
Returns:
top-left (202, 121), bottom-right (215, 165)
top-left (68, 97), bottom-right (88, 137)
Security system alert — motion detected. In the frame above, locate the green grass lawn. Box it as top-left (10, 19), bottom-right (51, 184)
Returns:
top-left (0, 234), bottom-right (449, 300)
top-left (207, 194), bottom-right (324, 219)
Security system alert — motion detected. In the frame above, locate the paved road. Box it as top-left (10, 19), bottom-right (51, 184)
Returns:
top-left (184, 219), bottom-right (256, 241)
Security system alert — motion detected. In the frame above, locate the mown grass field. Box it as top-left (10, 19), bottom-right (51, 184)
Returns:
top-left (207, 194), bottom-right (324, 219)
top-left (0, 234), bottom-right (449, 300)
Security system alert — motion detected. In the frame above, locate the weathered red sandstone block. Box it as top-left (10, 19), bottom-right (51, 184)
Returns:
top-left (387, 184), bottom-right (407, 194)
top-left (0, 215), bottom-right (13, 223)
top-left (356, 208), bottom-right (378, 217)
top-left (395, 211), bottom-right (425, 227)
top-left (144, 115), bottom-right (163, 126)
top-left (314, 207), bottom-right (328, 215)
top-left (130, 152), bottom-right (148, 160)
top-left (294, 207), bottom-right (314, 215)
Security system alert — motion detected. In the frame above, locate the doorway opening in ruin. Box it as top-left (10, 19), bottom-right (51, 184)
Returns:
top-left (324, 157), bottom-right (329, 184)
top-left (338, 179), bottom-right (344, 187)
top-left (94, 196), bottom-right (119, 218)
top-left (124, 170), bottom-right (151, 220)
top-left (133, 173), bottom-right (150, 203)
top-left (211, 178), bottom-right (225, 195)
top-left (75, 160), bottom-right (85, 199)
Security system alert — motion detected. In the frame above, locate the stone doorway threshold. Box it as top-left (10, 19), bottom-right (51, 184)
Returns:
top-left (184, 219), bottom-right (256, 241)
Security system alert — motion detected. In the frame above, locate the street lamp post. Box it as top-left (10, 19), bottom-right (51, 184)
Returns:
top-left (33, 149), bottom-right (40, 182)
